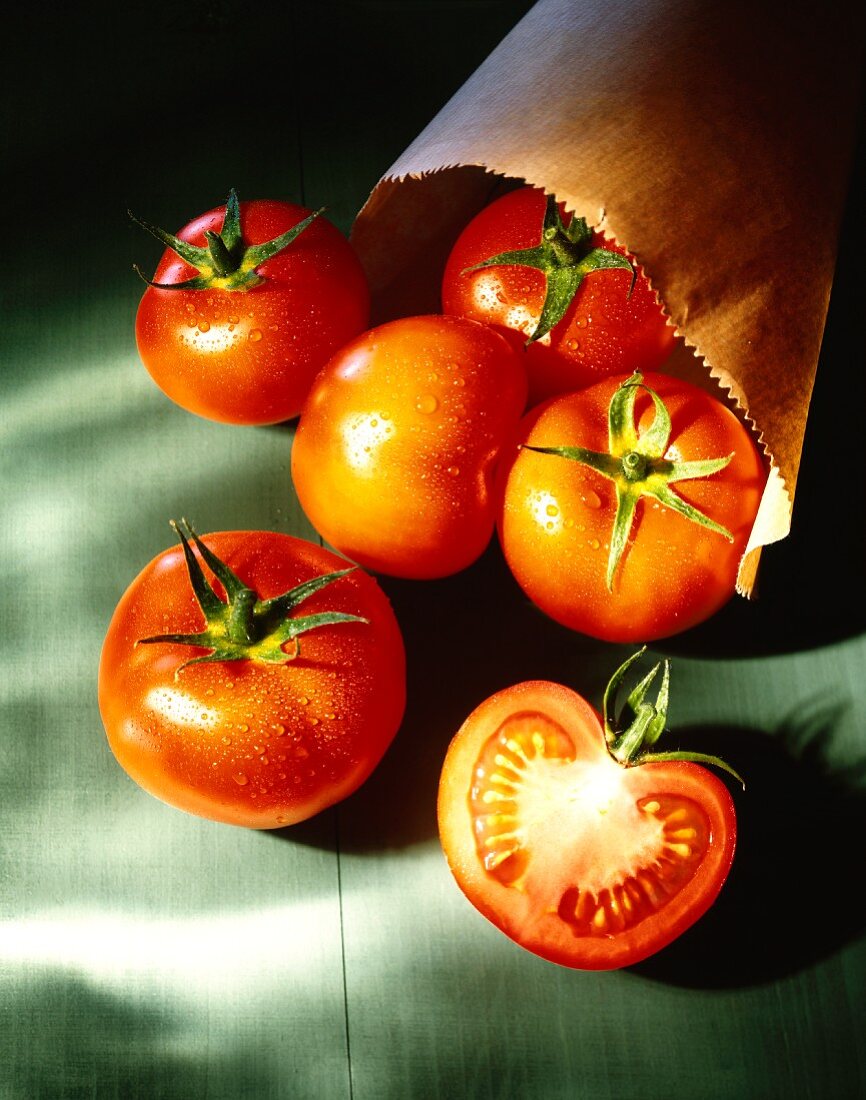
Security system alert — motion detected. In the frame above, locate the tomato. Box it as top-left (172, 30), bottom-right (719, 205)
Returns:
top-left (438, 653), bottom-right (737, 970)
top-left (98, 522), bottom-right (405, 828)
top-left (441, 186), bottom-right (675, 406)
top-left (497, 371), bottom-right (766, 642)
top-left (133, 190), bottom-right (369, 425)
top-left (291, 314), bottom-right (528, 579)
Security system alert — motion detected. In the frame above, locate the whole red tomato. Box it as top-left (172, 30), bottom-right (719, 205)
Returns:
top-left (291, 314), bottom-right (528, 579)
top-left (442, 186), bottom-right (675, 406)
top-left (497, 371), bottom-right (766, 641)
top-left (98, 522), bottom-right (405, 827)
top-left (438, 652), bottom-right (737, 970)
top-left (133, 190), bottom-right (369, 425)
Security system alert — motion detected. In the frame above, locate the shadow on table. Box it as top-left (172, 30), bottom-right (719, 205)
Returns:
top-left (631, 705), bottom-right (866, 989)
top-left (2, 973), bottom-right (275, 1100)
top-left (271, 542), bottom-right (624, 854)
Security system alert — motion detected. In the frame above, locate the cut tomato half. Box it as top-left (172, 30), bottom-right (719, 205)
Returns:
top-left (438, 679), bottom-right (736, 970)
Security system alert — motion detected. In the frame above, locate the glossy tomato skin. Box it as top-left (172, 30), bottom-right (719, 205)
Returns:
top-left (135, 199), bottom-right (370, 425)
top-left (98, 532), bottom-right (405, 828)
top-left (438, 680), bottom-right (736, 970)
top-left (442, 187), bottom-right (675, 406)
top-left (497, 372), bottom-right (766, 642)
top-left (292, 314), bottom-right (528, 580)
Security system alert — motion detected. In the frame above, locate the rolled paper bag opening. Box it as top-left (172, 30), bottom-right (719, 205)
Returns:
top-left (350, 0), bottom-right (864, 596)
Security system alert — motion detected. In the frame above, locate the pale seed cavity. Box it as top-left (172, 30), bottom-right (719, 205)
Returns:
top-left (470, 711), bottom-right (576, 886)
top-left (556, 795), bottom-right (710, 937)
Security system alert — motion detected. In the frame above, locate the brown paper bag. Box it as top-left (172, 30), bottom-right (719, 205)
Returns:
top-left (351, 0), bottom-right (864, 594)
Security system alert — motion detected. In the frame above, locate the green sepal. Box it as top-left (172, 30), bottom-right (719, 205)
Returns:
top-left (137, 519), bottom-right (366, 677)
top-left (601, 649), bottom-right (742, 783)
top-left (463, 193), bottom-right (633, 343)
top-left (130, 189), bottom-right (324, 292)
top-left (527, 372), bottom-right (736, 589)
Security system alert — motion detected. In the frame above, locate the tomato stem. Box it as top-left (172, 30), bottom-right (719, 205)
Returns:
top-left (129, 189), bottom-right (324, 292)
top-left (522, 373), bottom-right (735, 590)
top-left (137, 519), bottom-right (367, 673)
top-left (602, 649), bottom-right (742, 783)
top-left (462, 194), bottom-right (634, 344)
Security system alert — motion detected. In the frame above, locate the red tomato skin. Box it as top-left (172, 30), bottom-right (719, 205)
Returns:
top-left (98, 532), bottom-right (405, 828)
top-left (438, 680), bottom-right (736, 970)
top-left (442, 187), bottom-right (675, 406)
top-left (497, 372), bottom-right (766, 642)
top-left (292, 314), bottom-right (528, 580)
top-left (135, 199), bottom-right (370, 425)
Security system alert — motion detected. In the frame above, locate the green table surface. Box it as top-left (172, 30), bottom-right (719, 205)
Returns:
top-left (3, 3), bottom-right (864, 1098)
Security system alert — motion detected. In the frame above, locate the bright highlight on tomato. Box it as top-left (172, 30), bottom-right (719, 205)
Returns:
top-left (442, 186), bottom-right (675, 406)
top-left (99, 522), bottom-right (405, 828)
top-left (438, 651), bottom-right (738, 970)
top-left (497, 371), bottom-right (766, 641)
top-left (292, 313), bottom-right (528, 580)
top-left (133, 189), bottom-right (370, 425)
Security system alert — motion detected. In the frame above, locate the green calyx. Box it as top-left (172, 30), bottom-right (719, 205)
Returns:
top-left (464, 193), bottom-right (635, 344)
top-left (129, 189), bottom-right (323, 291)
top-left (524, 372), bottom-right (734, 590)
top-left (603, 649), bottom-right (744, 785)
top-left (137, 519), bottom-right (366, 677)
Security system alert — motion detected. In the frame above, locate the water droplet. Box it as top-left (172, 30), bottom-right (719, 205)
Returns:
top-left (275, 814), bottom-right (288, 825)
top-left (588, 538), bottom-right (600, 550)
top-left (185, 303), bottom-right (196, 313)
top-left (233, 772), bottom-right (248, 786)
top-left (496, 291), bottom-right (507, 303)
top-left (228, 315), bottom-right (239, 325)
top-left (309, 716), bottom-right (319, 726)
top-left (381, 411), bottom-right (390, 420)
top-left (253, 743), bottom-right (264, 754)
top-left (298, 696), bottom-right (309, 706)
top-left (204, 688), bottom-right (214, 696)
top-left (428, 371), bottom-right (439, 382)
top-left (446, 466), bottom-right (460, 477)
top-left (567, 339), bottom-right (580, 351)
top-left (453, 377), bottom-right (465, 388)
top-left (583, 490), bottom-right (602, 509)
top-left (260, 755), bottom-right (269, 765)
top-left (545, 521), bottom-right (554, 531)
top-left (222, 736), bottom-right (232, 745)
top-left (225, 681), bottom-right (234, 689)
top-left (415, 393), bottom-right (438, 414)
top-left (197, 320), bottom-right (210, 333)
top-left (248, 329), bottom-right (263, 343)
top-left (273, 723), bottom-right (286, 736)
top-left (546, 504), bottom-right (559, 517)
top-left (239, 723), bottom-right (249, 733)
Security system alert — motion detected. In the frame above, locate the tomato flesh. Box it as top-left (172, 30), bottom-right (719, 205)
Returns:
top-left (438, 681), bottom-right (735, 970)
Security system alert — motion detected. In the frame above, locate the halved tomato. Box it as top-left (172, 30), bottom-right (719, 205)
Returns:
top-left (437, 660), bottom-right (736, 969)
